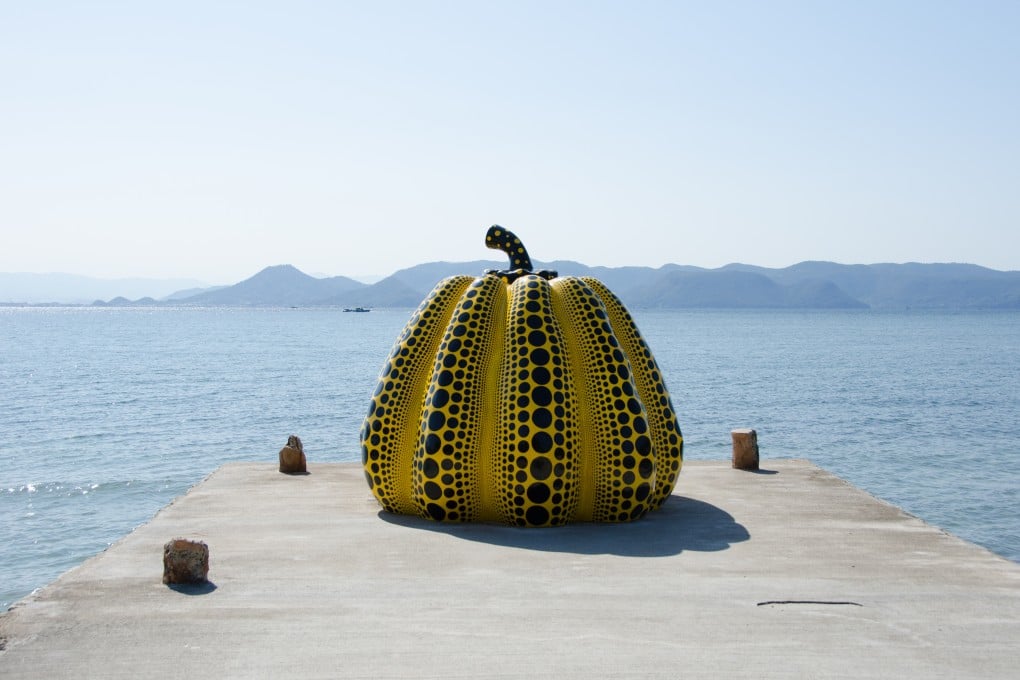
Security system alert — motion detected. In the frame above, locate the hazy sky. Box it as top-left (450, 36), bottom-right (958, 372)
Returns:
top-left (2, 1), bottom-right (1018, 284)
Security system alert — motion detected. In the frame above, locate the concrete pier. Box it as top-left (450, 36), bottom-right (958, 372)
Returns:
top-left (2, 460), bottom-right (1019, 679)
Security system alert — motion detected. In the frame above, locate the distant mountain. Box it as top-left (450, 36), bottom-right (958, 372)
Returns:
top-left (4, 260), bottom-right (1019, 309)
top-left (324, 275), bottom-right (423, 308)
top-left (93, 296), bottom-right (160, 307)
top-left (0, 272), bottom-right (210, 304)
top-left (182, 265), bottom-right (367, 306)
top-left (164, 285), bottom-right (228, 300)
top-left (159, 265), bottom-right (424, 308)
top-left (381, 259), bottom-right (705, 296)
top-left (624, 269), bottom-right (868, 308)
top-left (381, 260), bottom-right (502, 294)
top-left (721, 261), bottom-right (1020, 309)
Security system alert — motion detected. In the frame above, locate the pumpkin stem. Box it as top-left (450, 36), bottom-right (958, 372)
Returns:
top-left (484, 225), bottom-right (558, 282)
top-left (485, 225), bottom-right (533, 271)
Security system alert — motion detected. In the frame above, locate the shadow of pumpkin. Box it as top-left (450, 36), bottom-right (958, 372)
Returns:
top-left (377, 495), bottom-right (749, 558)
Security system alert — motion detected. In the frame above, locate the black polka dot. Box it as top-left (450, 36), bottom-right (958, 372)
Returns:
top-left (533, 386), bottom-right (552, 406)
top-left (424, 481), bottom-right (442, 500)
top-left (530, 456), bottom-right (552, 480)
top-left (639, 458), bottom-right (654, 479)
top-left (525, 506), bottom-right (550, 525)
top-left (423, 458), bottom-right (439, 478)
top-left (527, 482), bottom-right (551, 504)
top-left (531, 367), bottom-right (551, 385)
top-left (532, 431), bottom-right (553, 454)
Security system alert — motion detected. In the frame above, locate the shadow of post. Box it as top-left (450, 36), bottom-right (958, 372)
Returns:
top-left (377, 495), bottom-right (749, 558)
top-left (167, 581), bottom-right (218, 595)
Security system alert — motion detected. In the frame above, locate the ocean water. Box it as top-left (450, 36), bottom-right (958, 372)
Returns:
top-left (2, 306), bottom-right (1018, 609)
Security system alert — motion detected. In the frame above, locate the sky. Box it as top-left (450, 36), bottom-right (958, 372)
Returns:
top-left (2, 1), bottom-right (1018, 284)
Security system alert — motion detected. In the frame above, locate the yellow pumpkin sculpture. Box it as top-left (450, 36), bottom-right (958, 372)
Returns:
top-left (361, 226), bottom-right (683, 526)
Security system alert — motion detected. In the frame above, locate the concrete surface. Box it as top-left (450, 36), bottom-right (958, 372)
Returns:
top-left (1, 460), bottom-right (1018, 679)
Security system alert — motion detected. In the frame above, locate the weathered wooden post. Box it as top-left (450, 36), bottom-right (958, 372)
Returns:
top-left (162, 538), bottom-right (209, 585)
top-left (279, 434), bottom-right (307, 474)
top-left (731, 428), bottom-right (759, 470)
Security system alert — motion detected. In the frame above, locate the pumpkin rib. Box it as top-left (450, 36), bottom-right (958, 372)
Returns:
top-left (582, 278), bottom-right (684, 509)
top-left (361, 275), bottom-right (474, 514)
top-left (476, 281), bottom-right (508, 522)
top-left (496, 274), bottom-right (580, 527)
top-left (548, 278), bottom-right (595, 521)
top-left (553, 277), bottom-right (655, 522)
top-left (413, 275), bottom-right (505, 522)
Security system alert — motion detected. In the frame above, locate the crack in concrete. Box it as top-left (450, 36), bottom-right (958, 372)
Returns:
top-left (757, 600), bottom-right (863, 607)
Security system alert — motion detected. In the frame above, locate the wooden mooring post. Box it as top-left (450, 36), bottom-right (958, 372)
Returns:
top-left (731, 428), bottom-right (759, 470)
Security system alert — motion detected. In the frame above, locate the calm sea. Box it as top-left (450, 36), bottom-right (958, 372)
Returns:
top-left (2, 306), bottom-right (1018, 608)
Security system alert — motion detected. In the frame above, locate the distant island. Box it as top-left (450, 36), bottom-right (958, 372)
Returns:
top-left (3, 260), bottom-right (1020, 310)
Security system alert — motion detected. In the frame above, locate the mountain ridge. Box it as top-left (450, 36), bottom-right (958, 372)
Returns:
top-left (3, 261), bottom-right (1020, 310)
top-left (0, 272), bottom-right (209, 304)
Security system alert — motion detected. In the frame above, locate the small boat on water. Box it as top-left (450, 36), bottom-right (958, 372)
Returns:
top-left (343, 307), bottom-right (371, 313)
